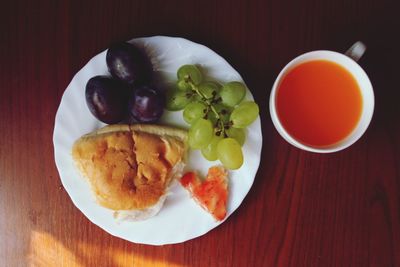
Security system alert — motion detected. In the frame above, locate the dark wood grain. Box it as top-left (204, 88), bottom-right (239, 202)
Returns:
top-left (1, 0), bottom-right (399, 266)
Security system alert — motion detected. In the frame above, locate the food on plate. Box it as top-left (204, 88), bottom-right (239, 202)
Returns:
top-left (230, 101), bottom-right (260, 129)
top-left (72, 124), bottom-right (187, 220)
top-left (217, 138), bottom-right (243, 170)
top-left (128, 85), bottom-right (165, 123)
top-left (183, 101), bottom-right (207, 124)
top-left (77, 42), bottom-right (253, 223)
top-left (165, 89), bottom-right (193, 111)
top-left (201, 134), bottom-right (223, 161)
top-left (85, 42), bottom-right (167, 124)
top-left (177, 64), bottom-right (202, 85)
top-left (165, 64), bottom-right (259, 169)
top-left (85, 76), bottom-right (129, 124)
top-left (226, 127), bottom-right (246, 146)
top-left (180, 166), bottom-right (228, 221)
top-left (208, 103), bottom-right (231, 125)
top-left (220, 81), bottom-right (246, 107)
top-left (198, 81), bottom-right (221, 99)
top-left (188, 118), bottom-right (214, 149)
top-left (106, 42), bottom-right (153, 86)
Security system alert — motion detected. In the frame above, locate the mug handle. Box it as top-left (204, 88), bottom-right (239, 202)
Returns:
top-left (345, 41), bottom-right (366, 62)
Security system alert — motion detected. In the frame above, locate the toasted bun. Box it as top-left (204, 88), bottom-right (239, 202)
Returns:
top-left (113, 161), bottom-right (185, 221)
top-left (72, 124), bottom-right (187, 219)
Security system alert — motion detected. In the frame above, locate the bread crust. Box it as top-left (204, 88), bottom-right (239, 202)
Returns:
top-left (78, 124), bottom-right (187, 142)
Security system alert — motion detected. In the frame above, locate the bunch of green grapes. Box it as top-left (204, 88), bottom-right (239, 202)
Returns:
top-left (166, 64), bottom-right (259, 170)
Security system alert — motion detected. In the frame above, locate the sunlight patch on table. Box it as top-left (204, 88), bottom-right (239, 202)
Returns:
top-left (28, 230), bottom-right (186, 267)
top-left (28, 231), bottom-right (83, 267)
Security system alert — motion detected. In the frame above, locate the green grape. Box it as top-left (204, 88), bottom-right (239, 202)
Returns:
top-left (177, 79), bottom-right (192, 91)
top-left (198, 81), bottom-right (220, 99)
top-left (208, 103), bottom-right (232, 125)
top-left (226, 127), bottom-right (246, 146)
top-left (201, 134), bottom-right (223, 161)
top-left (206, 110), bottom-right (218, 126)
top-left (165, 89), bottom-right (191, 111)
top-left (217, 138), bottom-right (243, 170)
top-left (177, 65), bottom-right (202, 85)
top-left (230, 101), bottom-right (259, 128)
top-left (183, 102), bottom-right (207, 124)
top-left (220, 81), bottom-right (246, 107)
top-left (188, 118), bottom-right (214, 149)
top-left (212, 81), bottom-right (223, 90)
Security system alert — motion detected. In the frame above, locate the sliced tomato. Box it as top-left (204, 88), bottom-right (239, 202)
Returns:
top-left (180, 166), bottom-right (228, 221)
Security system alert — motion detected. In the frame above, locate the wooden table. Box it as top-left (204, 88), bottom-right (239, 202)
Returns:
top-left (1, 0), bottom-right (399, 266)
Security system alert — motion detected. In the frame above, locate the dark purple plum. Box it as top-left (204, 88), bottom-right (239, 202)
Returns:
top-left (129, 85), bottom-right (165, 123)
top-left (85, 76), bottom-right (129, 124)
top-left (106, 42), bottom-right (153, 85)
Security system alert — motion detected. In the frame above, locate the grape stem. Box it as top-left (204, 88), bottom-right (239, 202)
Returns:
top-left (185, 77), bottom-right (227, 137)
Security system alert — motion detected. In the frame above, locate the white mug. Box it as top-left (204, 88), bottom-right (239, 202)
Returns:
top-left (269, 42), bottom-right (374, 153)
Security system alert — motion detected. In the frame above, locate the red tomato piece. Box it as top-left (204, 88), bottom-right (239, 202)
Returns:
top-left (180, 166), bottom-right (228, 221)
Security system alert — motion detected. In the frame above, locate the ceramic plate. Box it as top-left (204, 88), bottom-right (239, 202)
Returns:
top-left (53, 36), bottom-right (262, 245)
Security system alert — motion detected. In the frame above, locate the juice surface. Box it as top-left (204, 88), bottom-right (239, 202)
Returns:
top-left (276, 60), bottom-right (362, 147)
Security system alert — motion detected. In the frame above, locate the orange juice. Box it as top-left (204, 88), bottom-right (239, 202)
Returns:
top-left (276, 60), bottom-right (363, 147)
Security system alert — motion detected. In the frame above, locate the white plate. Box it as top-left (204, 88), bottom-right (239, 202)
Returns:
top-left (53, 36), bottom-right (262, 245)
